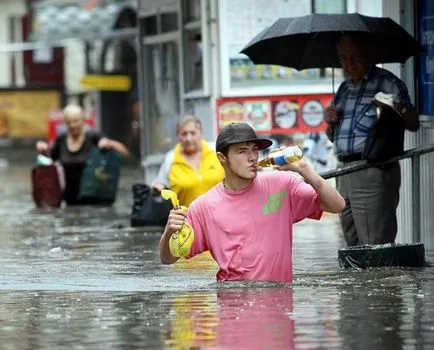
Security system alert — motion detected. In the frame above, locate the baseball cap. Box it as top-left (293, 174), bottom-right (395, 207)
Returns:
top-left (216, 123), bottom-right (273, 153)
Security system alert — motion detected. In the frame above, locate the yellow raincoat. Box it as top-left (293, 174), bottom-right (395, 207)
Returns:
top-left (169, 140), bottom-right (224, 206)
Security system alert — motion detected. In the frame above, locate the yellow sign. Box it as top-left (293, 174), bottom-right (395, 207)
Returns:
top-left (80, 75), bottom-right (132, 91)
top-left (0, 90), bottom-right (61, 138)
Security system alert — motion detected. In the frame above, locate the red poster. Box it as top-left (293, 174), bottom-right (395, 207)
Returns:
top-left (216, 94), bottom-right (333, 135)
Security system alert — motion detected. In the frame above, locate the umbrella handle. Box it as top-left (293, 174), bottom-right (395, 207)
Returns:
top-left (332, 67), bottom-right (335, 103)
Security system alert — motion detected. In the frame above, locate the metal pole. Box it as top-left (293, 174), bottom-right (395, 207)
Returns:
top-left (136, 1), bottom-right (151, 180)
top-left (320, 144), bottom-right (434, 179)
top-left (178, 0), bottom-right (185, 116)
top-left (411, 155), bottom-right (421, 243)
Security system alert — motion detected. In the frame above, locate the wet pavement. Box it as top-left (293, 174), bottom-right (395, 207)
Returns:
top-left (0, 164), bottom-right (433, 349)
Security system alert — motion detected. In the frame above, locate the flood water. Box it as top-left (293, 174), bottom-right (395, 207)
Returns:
top-left (0, 164), bottom-right (433, 349)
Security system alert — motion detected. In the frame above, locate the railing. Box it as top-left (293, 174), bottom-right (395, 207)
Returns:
top-left (319, 144), bottom-right (434, 243)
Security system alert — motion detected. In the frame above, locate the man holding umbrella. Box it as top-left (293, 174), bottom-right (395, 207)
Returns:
top-left (241, 13), bottom-right (422, 247)
top-left (324, 33), bottom-right (420, 247)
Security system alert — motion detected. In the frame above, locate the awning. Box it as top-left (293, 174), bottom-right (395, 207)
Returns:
top-left (31, 1), bottom-right (137, 42)
top-left (0, 29), bottom-right (137, 53)
top-left (0, 1), bottom-right (136, 53)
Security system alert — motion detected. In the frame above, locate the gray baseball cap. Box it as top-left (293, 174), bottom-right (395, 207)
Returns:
top-left (216, 123), bottom-right (273, 153)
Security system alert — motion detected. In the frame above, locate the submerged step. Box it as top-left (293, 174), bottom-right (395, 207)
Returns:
top-left (338, 242), bottom-right (425, 269)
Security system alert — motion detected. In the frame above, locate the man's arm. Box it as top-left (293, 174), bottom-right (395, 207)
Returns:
top-left (395, 100), bottom-right (420, 132)
top-left (160, 229), bottom-right (179, 265)
top-left (279, 159), bottom-right (345, 213)
top-left (324, 106), bottom-right (341, 142)
top-left (384, 79), bottom-right (420, 132)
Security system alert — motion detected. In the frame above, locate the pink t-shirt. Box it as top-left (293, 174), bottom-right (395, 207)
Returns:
top-left (186, 171), bottom-right (322, 282)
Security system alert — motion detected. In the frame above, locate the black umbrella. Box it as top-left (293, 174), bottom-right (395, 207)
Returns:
top-left (240, 13), bottom-right (422, 70)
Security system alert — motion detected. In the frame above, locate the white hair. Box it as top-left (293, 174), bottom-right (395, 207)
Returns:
top-left (62, 104), bottom-right (84, 120)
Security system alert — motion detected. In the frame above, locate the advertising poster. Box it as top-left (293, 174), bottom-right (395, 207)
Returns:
top-left (418, 0), bottom-right (434, 117)
top-left (216, 94), bottom-right (336, 173)
top-left (244, 100), bottom-right (272, 131)
top-left (219, 0), bottom-right (314, 91)
top-left (0, 90), bottom-right (62, 138)
top-left (216, 94), bottom-right (333, 134)
top-left (217, 101), bottom-right (245, 129)
top-left (272, 100), bottom-right (299, 129)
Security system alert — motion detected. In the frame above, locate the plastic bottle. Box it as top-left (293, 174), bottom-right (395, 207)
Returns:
top-left (257, 146), bottom-right (303, 167)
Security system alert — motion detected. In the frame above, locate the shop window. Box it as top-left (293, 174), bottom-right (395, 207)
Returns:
top-left (140, 15), bottom-right (157, 36)
top-left (220, 0), bottom-right (349, 93)
top-left (182, 0), bottom-right (201, 23)
top-left (314, 0), bottom-right (345, 79)
top-left (138, 0), bottom-right (149, 11)
top-left (183, 29), bottom-right (203, 93)
top-left (182, 0), bottom-right (204, 94)
top-left (146, 42), bottom-right (180, 154)
top-left (314, 0), bottom-right (346, 14)
top-left (161, 11), bottom-right (178, 32)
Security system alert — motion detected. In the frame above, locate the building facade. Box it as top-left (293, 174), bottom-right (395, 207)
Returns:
top-left (0, 0), bottom-right (139, 152)
top-left (0, 0), bottom-right (27, 87)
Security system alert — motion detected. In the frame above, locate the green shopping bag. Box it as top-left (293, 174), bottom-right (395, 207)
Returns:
top-left (78, 148), bottom-right (122, 205)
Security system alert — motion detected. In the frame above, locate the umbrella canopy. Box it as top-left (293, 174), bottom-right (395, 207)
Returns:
top-left (240, 13), bottom-right (423, 70)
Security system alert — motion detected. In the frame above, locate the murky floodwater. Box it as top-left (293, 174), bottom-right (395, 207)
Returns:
top-left (0, 163), bottom-right (433, 349)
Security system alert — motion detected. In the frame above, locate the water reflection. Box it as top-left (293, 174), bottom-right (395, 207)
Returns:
top-left (337, 284), bottom-right (404, 350)
top-left (2, 279), bottom-right (433, 350)
top-left (164, 287), bottom-right (295, 350)
top-left (164, 291), bottom-right (219, 349)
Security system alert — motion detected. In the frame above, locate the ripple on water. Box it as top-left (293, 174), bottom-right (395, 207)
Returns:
top-left (0, 165), bottom-right (433, 349)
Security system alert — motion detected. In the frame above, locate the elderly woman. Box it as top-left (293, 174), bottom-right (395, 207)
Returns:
top-left (36, 104), bottom-right (129, 205)
top-left (151, 115), bottom-right (224, 206)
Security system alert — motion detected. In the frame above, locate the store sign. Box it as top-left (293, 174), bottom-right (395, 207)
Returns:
top-left (418, 0), bottom-right (434, 116)
top-left (216, 94), bottom-right (333, 134)
top-left (81, 75), bottom-right (132, 91)
top-left (0, 90), bottom-right (61, 138)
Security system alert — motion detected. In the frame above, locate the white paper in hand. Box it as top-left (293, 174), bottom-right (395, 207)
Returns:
top-left (373, 92), bottom-right (398, 120)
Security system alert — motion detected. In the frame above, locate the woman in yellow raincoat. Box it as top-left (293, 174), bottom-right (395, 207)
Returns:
top-left (151, 115), bottom-right (224, 206)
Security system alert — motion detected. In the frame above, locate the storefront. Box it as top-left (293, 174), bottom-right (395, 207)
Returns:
top-left (0, 0), bottom-right (138, 152)
top-left (386, 0), bottom-right (434, 248)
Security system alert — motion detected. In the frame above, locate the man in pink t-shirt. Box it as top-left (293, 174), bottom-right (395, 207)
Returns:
top-left (160, 123), bottom-right (345, 282)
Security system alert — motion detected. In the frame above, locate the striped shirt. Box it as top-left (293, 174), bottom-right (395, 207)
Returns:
top-left (332, 66), bottom-right (412, 155)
